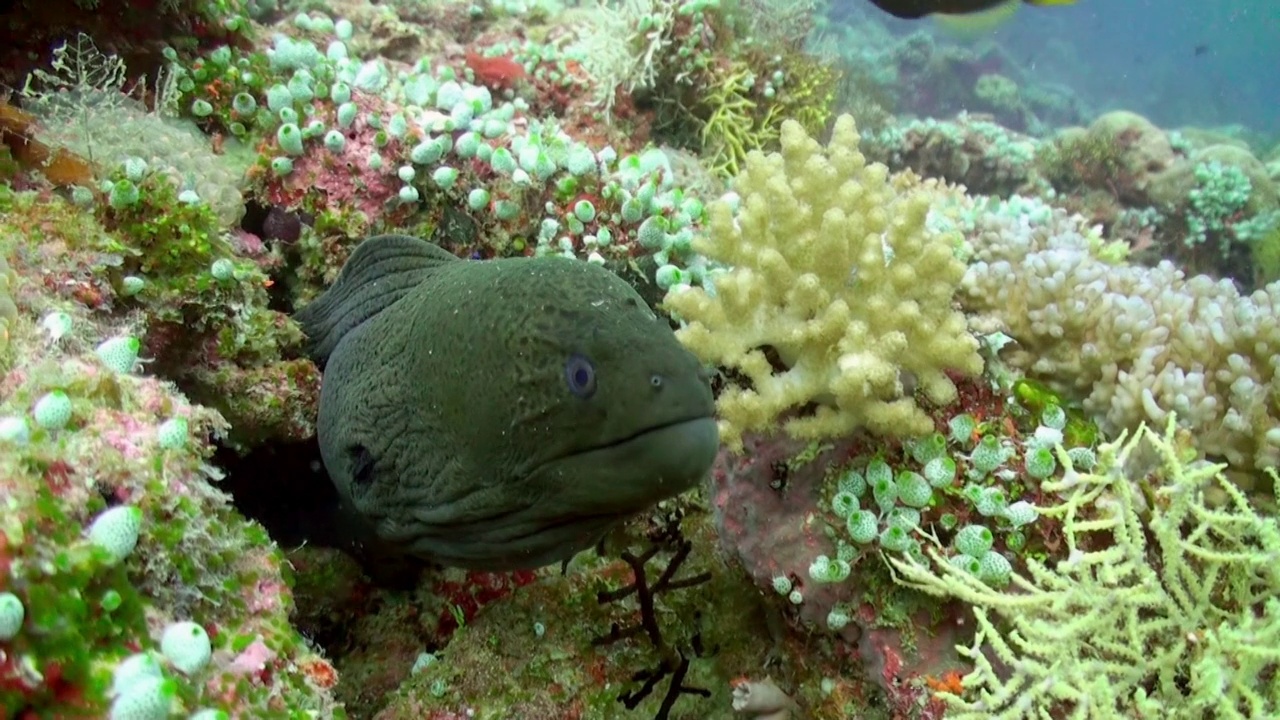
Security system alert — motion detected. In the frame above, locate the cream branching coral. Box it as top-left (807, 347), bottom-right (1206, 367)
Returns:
top-left (664, 114), bottom-right (983, 450)
top-left (960, 196), bottom-right (1280, 472)
top-left (888, 417), bottom-right (1280, 719)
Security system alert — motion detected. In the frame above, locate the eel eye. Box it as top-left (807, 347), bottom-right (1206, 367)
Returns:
top-left (564, 353), bottom-right (597, 399)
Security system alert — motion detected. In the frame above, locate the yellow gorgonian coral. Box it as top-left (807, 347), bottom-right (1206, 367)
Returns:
top-left (664, 114), bottom-right (983, 450)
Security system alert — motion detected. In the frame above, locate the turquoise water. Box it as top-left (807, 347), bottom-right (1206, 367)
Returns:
top-left (839, 0), bottom-right (1280, 136)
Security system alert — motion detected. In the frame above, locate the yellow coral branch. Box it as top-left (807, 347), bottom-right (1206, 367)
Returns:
top-left (664, 114), bottom-right (982, 450)
top-left (699, 63), bottom-right (759, 178)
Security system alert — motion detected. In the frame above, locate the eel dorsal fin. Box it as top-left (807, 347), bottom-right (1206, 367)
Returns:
top-left (294, 234), bottom-right (459, 368)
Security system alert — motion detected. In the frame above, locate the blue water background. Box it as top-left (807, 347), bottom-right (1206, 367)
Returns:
top-left (867, 0), bottom-right (1280, 137)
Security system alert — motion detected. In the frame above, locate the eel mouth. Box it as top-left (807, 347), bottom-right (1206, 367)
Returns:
top-left (521, 412), bottom-right (720, 492)
top-left (587, 412), bottom-right (717, 454)
top-left (519, 412), bottom-right (720, 517)
top-left (564, 414), bottom-right (721, 496)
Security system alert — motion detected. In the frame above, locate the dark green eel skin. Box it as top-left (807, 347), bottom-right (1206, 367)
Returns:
top-left (295, 235), bottom-right (720, 571)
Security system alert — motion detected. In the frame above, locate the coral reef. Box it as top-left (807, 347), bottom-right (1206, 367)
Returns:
top-left (816, 19), bottom-right (1087, 136)
top-left (708, 358), bottom-right (1106, 715)
top-left (864, 113), bottom-right (1042, 198)
top-left (153, 17), bottom-right (734, 309)
top-left (1, 1), bottom-right (1278, 719)
top-left (374, 515), bottom-right (760, 720)
top-left (372, 504), bottom-right (885, 720)
top-left (870, 108), bottom-right (1280, 288)
top-left (0, 186), bottom-right (341, 717)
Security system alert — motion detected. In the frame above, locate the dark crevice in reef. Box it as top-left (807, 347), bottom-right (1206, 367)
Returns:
top-left (216, 440), bottom-right (435, 720)
top-left (215, 442), bottom-right (375, 657)
top-left (216, 438), bottom-right (342, 549)
top-left (216, 438), bottom-right (430, 589)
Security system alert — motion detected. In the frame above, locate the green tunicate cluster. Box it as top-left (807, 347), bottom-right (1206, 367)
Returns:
top-left (394, 99), bottom-right (715, 284)
top-left (174, 33), bottom-right (358, 176)
top-left (828, 455), bottom-right (930, 564)
top-left (1186, 160), bottom-right (1253, 249)
top-left (948, 524), bottom-right (1013, 586)
top-left (808, 553), bottom-right (851, 584)
top-left (819, 399), bottom-right (1100, 590)
top-left (172, 8), bottom-right (721, 288)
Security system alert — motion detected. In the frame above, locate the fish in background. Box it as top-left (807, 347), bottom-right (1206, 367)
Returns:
top-left (865, 0), bottom-right (1076, 36)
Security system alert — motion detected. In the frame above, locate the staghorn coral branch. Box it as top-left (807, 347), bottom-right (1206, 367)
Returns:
top-left (886, 414), bottom-right (1280, 719)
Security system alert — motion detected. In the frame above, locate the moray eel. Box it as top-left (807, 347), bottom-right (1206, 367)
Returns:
top-left (295, 235), bottom-right (719, 571)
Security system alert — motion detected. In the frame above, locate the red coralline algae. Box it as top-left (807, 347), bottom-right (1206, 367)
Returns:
top-left (464, 50), bottom-right (528, 92)
top-left (95, 409), bottom-right (153, 461)
top-left (262, 91), bottom-right (416, 226)
top-left (426, 568), bottom-right (539, 639)
top-left (711, 434), bottom-right (862, 634)
top-left (711, 428), bottom-right (978, 713)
